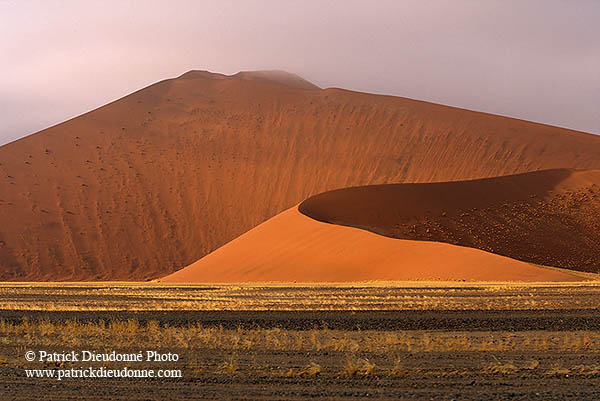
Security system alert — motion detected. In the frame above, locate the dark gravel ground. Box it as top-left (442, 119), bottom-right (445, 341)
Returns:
top-left (1, 308), bottom-right (600, 331)
top-left (3, 371), bottom-right (600, 401)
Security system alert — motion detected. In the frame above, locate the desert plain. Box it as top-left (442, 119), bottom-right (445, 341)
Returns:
top-left (2, 282), bottom-right (600, 400)
top-left (1, 71), bottom-right (600, 399)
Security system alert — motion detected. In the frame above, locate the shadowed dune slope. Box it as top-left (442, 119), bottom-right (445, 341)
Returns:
top-left (2, 70), bottom-right (600, 280)
top-left (299, 169), bottom-right (600, 273)
top-left (162, 206), bottom-right (583, 283)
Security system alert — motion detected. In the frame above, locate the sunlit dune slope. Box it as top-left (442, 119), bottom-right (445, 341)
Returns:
top-left (299, 169), bottom-right (600, 273)
top-left (2, 69), bottom-right (600, 280)
top-left (162, 206), bottom-right (582, 283)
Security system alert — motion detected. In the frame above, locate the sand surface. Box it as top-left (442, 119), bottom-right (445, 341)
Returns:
top-left (2, 70), bottom-right (600, 280)
top-left (162, 206), bottom-right (582, 283)
top-left (299, 168), bottom-right (600, 273)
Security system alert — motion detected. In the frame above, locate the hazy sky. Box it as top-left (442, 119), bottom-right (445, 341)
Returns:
top-left (1, 0), bottom-right (599, 145)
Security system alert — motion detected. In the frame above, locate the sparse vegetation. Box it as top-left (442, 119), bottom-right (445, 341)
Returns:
top-left (0, 282), bottom-right (599, 312)
top-left (2, 317), bottom-right (600, 359)
top-left (344, 355), bottom-right (376, 376)
top-left (546, 364), bottom-right (571, 376)
top-left (484, 359), bottom-right (520, 374)
top-left (3, 314), bottom-right (599, 389)
top-left (1, 283), bottom-right (600, 398)
top-left (219, 355), bottom-right (238, 374)
top-left (522, 360), bottom-right (540, 370)
top-left (299, 362), bottom-right (321, 376)
top-left (389, 355), bottom-right (407, 375)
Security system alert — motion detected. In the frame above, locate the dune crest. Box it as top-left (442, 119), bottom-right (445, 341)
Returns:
top-left (232, 70), bottom-right (320, 90)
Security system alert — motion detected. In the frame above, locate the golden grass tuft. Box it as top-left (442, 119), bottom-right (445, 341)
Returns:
top-left (522, 360), bottom-right (540, 370)
top-left (545, 364), bottom-right (571, 376)
top-left (389, 355), bottom-right (408, 375)
top-left (299, 362), bottom-right (322, 376)
top-left (572, 365), bottom-right (600, 376)
top-left (220, 355), bottom-right (238, 374)
top-left (344, 355), bottom-right (376, 376)
top-left (484, 360), bottom-right (519, 374)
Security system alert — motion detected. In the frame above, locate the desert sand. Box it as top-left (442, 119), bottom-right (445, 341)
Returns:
top-left (2, 70), bottom-right (600, 280)
top-left (299, 168), bottom-right (600, 273)
top-left (162, 206), bottom-right (582, 283)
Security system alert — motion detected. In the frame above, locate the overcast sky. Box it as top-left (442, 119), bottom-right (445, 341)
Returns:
top-left (1, 0), bottom-right (599, 145)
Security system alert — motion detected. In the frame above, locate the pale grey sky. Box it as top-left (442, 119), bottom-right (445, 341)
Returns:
top-left (1, 0), bottom-right (599, 145)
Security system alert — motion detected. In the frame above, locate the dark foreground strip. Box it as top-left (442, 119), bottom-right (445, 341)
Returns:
top-left (1, 309), bottom-right (599, 331)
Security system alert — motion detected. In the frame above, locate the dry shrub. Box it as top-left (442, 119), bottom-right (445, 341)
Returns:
top-left (390, 356), bottom-right (408, 375)
top-left (299, 362), bottom-right (321, 376)
top-left (572, 365), bottom-right (600, 376)
top-left (344, 355), bottom-right (376, 376)
top-left (545, 364), bottom-right (571, 376)
top-left (522, 360), bottom-right (539, 370)
top-left (485, 360), bottom-right (519, 374)
top-left (219, 355), bottom-right (238, 374)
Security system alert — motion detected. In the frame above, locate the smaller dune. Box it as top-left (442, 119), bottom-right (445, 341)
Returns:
top-left (300, 168), bottom-right (600, 273)
top-left (162, 206), bottom-right (583, 283)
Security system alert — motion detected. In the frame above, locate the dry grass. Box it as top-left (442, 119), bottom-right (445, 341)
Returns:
top-left (2, 282), bottom-right (600, 384)
top-left (2, 318), bottom-right (600, 356)
top-left (545, 364), bottom-right (571, 376)
top-left (522, 360), bottom-right (540, 370)
top-left (2, 316), bottom-right (600, 380)
top-left (0, 282), bottom-right (599, 311)
top-left (219, 355), bottom-right (238, 374)
top-left (571, 365), bottom-right (600, 376)
top-left (389, 355), bottom-right (408, 375)
top-left (484, 360), bottom-right (520, 374)
top-left (299, 362), bottom-right (322, 376)
top-left (343, 355), bottom-right (376, 376)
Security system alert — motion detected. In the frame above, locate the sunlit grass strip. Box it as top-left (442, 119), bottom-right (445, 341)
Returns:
top-left (2, 319), bottom-right (600, 354)
top-left (1, 283), bottom-right (600, 311)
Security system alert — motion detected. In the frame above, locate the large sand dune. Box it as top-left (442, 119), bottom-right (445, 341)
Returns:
top-left (2, 70), bottom-right (600, 280)
top-left (162, 206), bottom-right (583, 283)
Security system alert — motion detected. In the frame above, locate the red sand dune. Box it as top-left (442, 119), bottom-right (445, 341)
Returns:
top-left (162, 206), bottom-right (583, 283)
top-left (2, 70), bottom-right (600, 280)
top-left (299, 169), bottom-right (600, 273)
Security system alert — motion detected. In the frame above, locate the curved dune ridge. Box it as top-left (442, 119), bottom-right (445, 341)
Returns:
top-left (2, 70), bottom-right (600, 280)
top-left (162, 206), bottom-right (583, 283)
top-left (299, 169), bottom-right (600, 273)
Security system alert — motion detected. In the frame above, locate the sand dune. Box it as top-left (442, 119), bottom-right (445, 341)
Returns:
top-left (299, 169), bottom-right (600, 273)
top-left (162, 206), bottom-right (582, 283)
top-left (2, 70), bottom-right (600, 280)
